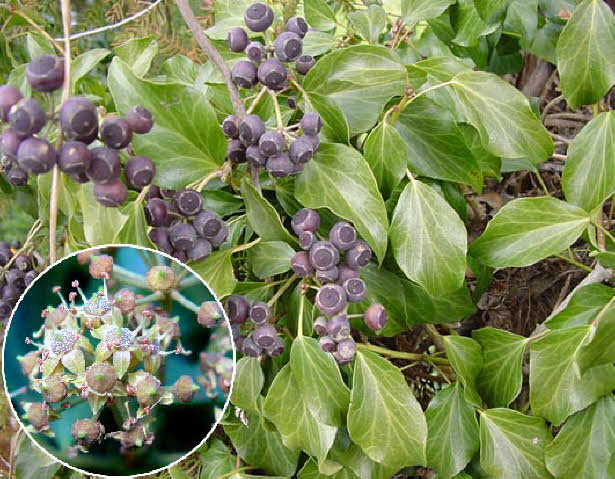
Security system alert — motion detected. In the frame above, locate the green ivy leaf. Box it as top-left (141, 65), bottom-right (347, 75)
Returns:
top-left (191, 250), bottom-right (237, 298)
top-left (13, 435), bottom-right (61, 479)
top-left (450, 71), bottom-right (553, 161)
top-left (469, 197), bottom-right (590, 268)
top-left (70, 48), bottom-right (110, 93)
top-left (545, 395), bottom-right (615, 479)
top-left (576, 299), bottom-right (615, 374)
top-left (451, 0), bottom-right (499, 47)
top-left (363, 122), bottom-right (406, 197)
top-left (295, 143), bottom-right (389, 263)
top-left (231, 357), bottom-right (264, 413)
top-left (546, 283), bottom-right (615, 330)
top-left (304, 91), bottom-right (350, 144)
top-left (118, 199), bottom-right (152, 247)
top-left (303, 45), bottom-right (407, 135)
top-left (348, 349), bottom-right (427, 470)
top-left (297, 459), bottom-right (356, 479)
top-left (347, 5), bottom-right (387, 44)
top-left (286, 283), bottom-right (314, 337)
top-left (26, 32), bottom-right (54, 58)
top-left (327, 432), bottom-right (396, 479)
top-left (426, 382), bottom-right (479, 477)
top-left (199, 439), bottom-right (236, 479)
top-left (114, 36), bottom-right (158, 77)
top-left (390, 178), bottom-right (467, 295)
top-left (474, 0), bottom-right (511, 21)
top-left (529, 326), bottom-right (615, 425)
top-left (562, 112), bottom-right (615, 213)
top-left (108, 58), bottom-right (226, 189)
top-left (472, 328), bottom-right (528, 407)
top-left (304, 0), bottom-right (337, 31)
top-left (555, 0), bottom-right (615, 109)
top-left (249, 241), bottom-right (295, 279)
top-left (78, 183), bottom-right (129, 245)
top-left (264, 364), bottom-right (337, 464)
top-left (205, 0), bottom-right (253, 39)
top-left (442, 335), bottom-right (483, 407)
top-left (401, 0), bottom-right (455, 26)
top-left (479, 408), bottom-right (552, 479)
top-left (303, 31), bottom-right (338, 57)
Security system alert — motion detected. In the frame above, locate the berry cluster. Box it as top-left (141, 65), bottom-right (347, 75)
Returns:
top-left (17, 253), bottom-right (229, 455)
top-left (223, 3), bottom-right (322, 178)
top-left (289, 209), bottom-right (387, 364)
top-left (0, 240), bottom-right (42, 322)
top-left (0, 54), bottom-right (156, 206)
top-left (144, 186), bottom-right (229, 264)
top-left (224, 295), bottom-right (284, 358)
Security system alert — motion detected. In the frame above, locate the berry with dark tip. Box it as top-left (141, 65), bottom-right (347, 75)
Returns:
top-left (187, 238), bottom-right (212, 261)
top-left (0, 300), bottom-right (12, 319)
top-left (227, 138), bottom-right (247, 163)
top-left (125, 156), bottom-right (155, 189)
top-left (144, 198), bottom-right (168, 227)
top-left (257, 58), bottom-right (287, 90)
top-left (176, 189), bottom-right (203, 216)
top-left (246, 144), bottom-right (267, 167)
top-left (285, 17), bottom-right (308, 38)
top-left (326, 314), bottom-right (350, 341)
top-left (6, 166), bottom-right (28, 186)
top-left (266, 336), bottom-right (285, 357)
top-left (16, 137), bottom-right (55, 174)
top-left (274, 32), bottom-right (303, 62)
top-left (330, 221), bottom-right (357, 250)
top-left (172, 249), bottom-right (188, 263)
top-left (87, 147), bottom-right (121, 184)
top-left (296, 55), bottom-right (316, 75)
top-left (298, 231), bottom-right (315, 250)
top-left (146, 185), bottom-right (162, 200)
top-left (193, 210), bottom-right (223, 239)
top-left (288, 95), bottom-right (297, 109)
top-left (6, 269), bottom-right (25, 290)
top-left (259, 131), bottom-right (285, 157)
top-left (292, 208), bottom-right (320, 235)
top-left (249, 301), bottom-right (270, 325)
top-left (239, 115), bottom-right (266, 145)
top-left (289, 136), bottom-right (315, 163)
top-left (335, 337), bottom-right (356, 364)
top-left (3, 284), bottom-right (21, 302)
top-left (337, 263), bottom-right (360, 285)
top-left (149, 227), bottom-right (173, 254)
top-left (343, 277), bottom-right (366, 303)
top-left (100, 117), bottom-right (133, 149)
top-left (207, 221), bottom-right (229, 247)
top-left (24, 270), bottom-right (38, 286)
top-left (0, 85), bottom-right (22, 122)
top-left (301, 112), bottom-right (322, 136)
top-left (241, 337), bottom-right (261, 357)
top-left (364, 303), bottom-right (387, 331)
top-left (225, 295), bottom-right (250, 324)
top-left (315, 283), bottom-right (347, 316)
top-left (266, 154), bottom-right (294, 178)
top-left (0, 249), bottom-right (11, 266)
top-left (69, 171), bottom-right (89, 183)
top-left (1, 127), bottom-right (23, 157)
top-left (227, 27), bottom-right (249, 52)
top-left (169, 222), bottom-right (197, 251)
top-left (58, 141), bottom-right (92, 176)
top-left (244, 3), bottom-right (274, 32)
top-left (160, 188), bottom-right (176, 199)
top-left (313, 316), bottom-right (328, 336)
top-left (8, 98), bottom-right (46, 136)
top-left (319, 335), bottom-right (336, 352)
top-left (290, 251), bottom-right (314, 277)
top-left (26, 55), bottom-right (64, 92)
top-left (60, 97), bottom-right (98, 143)
top-left (246, 41), bottom-right (266, 63)
top-left (252, 323), bottom-right (277, 348)
top-left (222, 115), bottom-right (240, 138)
top-left (125, 106), bottom-right (153, 134)
top-left (231, 61), bottom-right (258, 89)
top-left (304, 134), bottom-right (320, 151)
top-left (316, 266), bottom-right (338, 284)
top-left (309, 241), bottom-right (339, 270)
top-left (93, 179), bottom-right (128, 207)
top-left (346, 240), bottom-right (372, 269)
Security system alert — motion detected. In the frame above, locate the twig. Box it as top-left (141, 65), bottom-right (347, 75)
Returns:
top-left (541, 94), bottom-right (563, 121)
top-left (8, 428), bottom-right (22, 479)
top-left (246, 88), bottom-right (268, 115)
top-left (547, 112), bottom-right (592, 121)
top-left (268, 88), bottom-right (284, 132)
top-left (170, 290), bottom-right (201, 314)
top-left (357, 343), bottom-right (450, 365)
top-left (267, 274), bottom-right (298, 307)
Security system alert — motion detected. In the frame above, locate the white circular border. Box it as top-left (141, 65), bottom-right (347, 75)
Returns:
top-left (1, 243), bottom-right (237, 478)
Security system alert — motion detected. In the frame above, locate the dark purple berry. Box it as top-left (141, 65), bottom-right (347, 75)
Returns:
top-left (6, 269), bottom-right (25, 290)
top-left (125, 106), bottom-right (153, 134)
top-left (169, 222), bottom-right (197, 251)
top-left (125, 156), bottom-right (155, 189)
top-left (290, 251), bottom-right (314, 277)
top-left (172, 249), bottom-right (188, 263)
top-left (313, 316), bottom-right (328, 336)
top-left (309, 241), bottom-right (339, 270)
top-left (227, 27), bottom-right (249, 52)
top-left (330, 221), bottom-right (357, 251)
top-left (194, 210), bottom-right (223, 238)
top-left (241, 337), bottom-right (261, 357)
top-left (176, 189), bottom-right (203, 216)
top-left (291, 161), bottom-right (305, 176)
top-left (93, 179), bottom-right (128, 207)
top-left (266, 336), bottom-right (285, 357)
top-left (335, 337), bottom-right (356, 364)
top-left (259, 131), bottom-right (285, 157)
top-left (319, 335), bottom-right (336, 353)
top-left (149, 227), bottom-right (173, 254)
top-left (287, 95), bottom-right (297, 109)
top-left (239, 115), bottom-right (266, 145)
top-left (146, 185), bottom-right (162, 200)
top-left (244, 3), bottom-right (274, 32)
top-left (161, 188), bottom-right (176, 200)
top-left (337, 263), bottom-right (359, 285)
top-left (346, 240), bottom-right (372, 269)
top-left (6, 165), bottom-right (28, 186)
top-left (249, 301), bottom-right (270, 325)
top-left (26, 55), bottom-right (64, 92)
top-left (246, 41), bottom-right (266, 63)
top-left (222, 115), bottom-right (240, 138)
top-left (257, 59), bottom-right (288, 90)
top-left (296, 55), bottom-right (316, 75)
top-left (292, 208), bottom-right (320, 235)
top-left (364, 303), bottom-right (387, 331)
top-left (326, 314), bottom-right (350, 341)
top-left (225, 295), bottom-right (250, 324)
top-left (87, 147), bottom-right (121, 184)
top-left (16, 137), bottom-right (55, 174)
top-left (2, 284), bottom-right (21, 302)
top-left (58, 141), bottom-right (92, 176)
top-left (60, 97), bottom-right (98, 143)
top-left (144, 198), bottom-right (168, 227)
top-left (343, 277), bottom-right (366, 303)
top-left (14, 255), bottom-right (32, 271)
top-left (252, 323), bottom-right (277, 348)
top-left (100, 117), bottom-right (132, 149)
top-left (315, 266), bottom-right (338, 284)
top-left (274, 32), bottom-right (303, 62)
top-left (298, 231), bottom-right (315, 250)
top-left (231, 61), bottom-right (258, 88)
top-left (187, 238), bottom-right (212, 261)
top-left (266, 154), bottom-right (293, 178)
top-left (24, 270), bottom-right (38, 286)
top-left (0, 85), bottom-right (22, 122)
top-left (301, 112), bottom-right (322, 136)
top-left (227, 138), bottom-right (247, 163)
top-left (8, 98), bottom-right (45, 136)
top-left (208, 221), bottom-right (229, 247)
top-left (315, 283), bottom-right (347, 316)
top-left (285, 17), bottom-right (308, 38)
top-left (69, 171), bottom-right (89, 183)
top-left (246, 144), bottom-right (267, 167)
top-left (289, 136), bottom-right (315, 163)
top-left (1, 128), bottom-right (23, 157)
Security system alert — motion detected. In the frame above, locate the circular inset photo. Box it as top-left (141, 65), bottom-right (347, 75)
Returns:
top-left (2, 245), bottom-right (234, 476)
